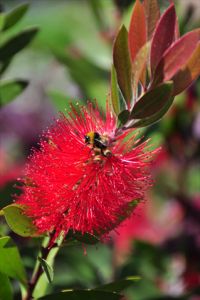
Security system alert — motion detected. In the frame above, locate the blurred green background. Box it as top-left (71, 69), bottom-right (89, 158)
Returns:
top-left (0, 0), bottom-right (200, 299)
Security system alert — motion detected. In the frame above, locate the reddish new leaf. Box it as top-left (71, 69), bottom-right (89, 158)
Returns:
top-left (173, 43), bottom-right (200, 95)
top-left (132, 42), bottom-right (150, 95)
top-left (144, 0), bottom-right (160, 40)
top-left (153, 29), bottom-right (200, 85)
top-left (113, 25), bottom-right (132, 107)
top-left (150, 3), bottom-right (176, 75)
top-left (128, 0), bottom-right (147, 63)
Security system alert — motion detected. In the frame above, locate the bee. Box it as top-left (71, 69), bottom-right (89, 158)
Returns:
top-left (84, 132), bottom-right (111, 157)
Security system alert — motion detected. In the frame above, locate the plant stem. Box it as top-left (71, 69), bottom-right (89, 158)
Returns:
top-left (23, 234), bottom-right (63, 300)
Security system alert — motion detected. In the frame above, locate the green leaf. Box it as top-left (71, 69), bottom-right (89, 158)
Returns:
top-left (130, 81), bottom-right (173, 119)
top-left (0, 14), bottom-right (5, 31)
top-left (113, 25), bottom-right (132, 107)
top-left (2, 204), bottom-right (38, 237)
top-left (39, 290), bottom-right (122, 300)
top-left (67, 231), bottom-right (100, 245)
top-left (0, 27), bottom-right (39, 63)
top-left (2, 3), bottom-right (29, 31)
top-left (0, 236), bottom-right (27, 286)
top-left (0, 272), bottom-right (13, 300)
top-left (118, 109), bottom-right (130, 126)
top-left (131, 96), bottom-right (174, 128)
top-left (95, 276), bottom-right (141, 293)
top-left (38, 257), bottom-right (54, 284)
top-left (111, 65), bottom-right (120, 116)
top-left (0, 80), bottom-right (28, 107)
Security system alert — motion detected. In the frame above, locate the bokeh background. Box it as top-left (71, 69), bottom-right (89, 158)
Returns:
top-left (0, 0), bottom-right (200, 299)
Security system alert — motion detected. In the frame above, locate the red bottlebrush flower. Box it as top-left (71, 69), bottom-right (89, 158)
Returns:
top-left (16, 102), bottom-right (156, 239)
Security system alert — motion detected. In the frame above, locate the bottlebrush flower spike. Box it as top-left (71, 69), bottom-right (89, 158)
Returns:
top-left (16, 102), bottom-right (156, 240)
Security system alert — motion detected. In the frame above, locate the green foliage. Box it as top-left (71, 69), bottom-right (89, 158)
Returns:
top-left (0, 27), bottom-right (39, 63)
top-left (113, 25), bottom-right (132, 107)
top-left (132, 96), bottom-right (174, 128)
top-left (0, 236), bottom-right (27, 286)
top-left (2, 204), bottom-right (38, 237)
top-left (95, 276), bottom-right (141, 293)
top-left (0, 79), bottom-right (28, 107)
top-left (38, 257), bottom-right (54, 284)
top-left (130, 82), bottom-right (174, 119)
top-left (67, 231), bottom-right (100, 245)
top-left (0, 272), bottom-right (13, 300)
top-left (118, 109), bottom-right (130, 126)
top-left (1, 3), bottom-right (29, 31)
top-left (39, 290), bottom-right (122, 300)
top-left (0, 3), bottom-right (39, 108)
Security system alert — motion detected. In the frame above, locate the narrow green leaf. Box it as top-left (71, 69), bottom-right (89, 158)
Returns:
top-left (2, 3), bottom-right (29, 31)
top-left (0, 27), bottom-right (39, 62)
top-left (111, 65), bottom-right (120, 116)
top-left (131, 81), bottom-right (173, 119)
top-left (39, 290), bottom-right (122, 300)
top-left (0, 272), bottom-right (13, 300)
top-left (0, 236), bottom-right (27, 286)
top-left (131, 97), bottom-right (174, 128)
top-left (118, 109), bottom-right (130, 126)
top-left (0, 14), bottom-right (5, 31)
top-left (3, 204), bottom-right (38, 237)
top-left (0, 80), bottom-right (28, 107)
top-left (38, 257), bottom-right (54, 284)
top-left (95, 276), bottom-right (141, 293)
top-left (113, 25), bottom-right (132, 107)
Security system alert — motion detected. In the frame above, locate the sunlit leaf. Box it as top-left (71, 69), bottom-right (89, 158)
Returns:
top-left (131, 81), bottom-right (173, 119)
top-left (2, 204), bottom-right (38, 237)
top-left (150, 4), bottom-right (176, 75)
top-left (2, 3), bottom-right (29, 31)
top-left (0, 236), bottom-right (27, 286)
top-left (132, 42), bottom-right (150, 95)
top-left (113, 25), bottom-right (132, 107)
top-left (0, 79), bottom-right (28, 107)
top-left (0, 272), bottom-right (13, 300)
top-left (173, 43), bottom-right (200, 95)
top-left (153, 29), bottom-right (200, 85)
top-left (39, 290), bottom-right (122, 300)
top-left (38, 257), bottom-right (54, 284)
top-left (128, 0), bottom-right (146, 63)
top-left (0, 27), bottom-right (39, 62)
top-left (95, 276), bottom-right (141, 293)
top-left (144, 0), bottom-right (160, 41)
